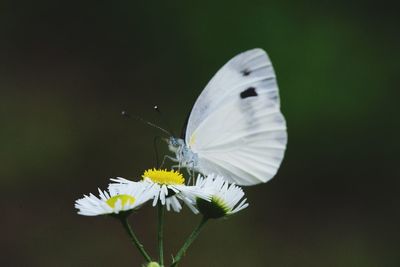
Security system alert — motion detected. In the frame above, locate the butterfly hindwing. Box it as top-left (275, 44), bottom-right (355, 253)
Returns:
top-left (189, 91), bottom-right (286, 185)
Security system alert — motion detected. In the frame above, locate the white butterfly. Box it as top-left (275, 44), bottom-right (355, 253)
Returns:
top-left (168, 48), bottom-right (287, 186)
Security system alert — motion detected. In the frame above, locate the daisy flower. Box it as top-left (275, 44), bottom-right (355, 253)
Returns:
top-left (194, 174), bottom-right (249, 219)
top-left (109, 169), bottom-right (210, 213)
top-left (75, 181), bottom-right (153, 216)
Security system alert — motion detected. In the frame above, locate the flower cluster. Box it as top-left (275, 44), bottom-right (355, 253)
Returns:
top-left (75, 169), bottom-right (248, 219)
top-left (75, 166), bottom-right (250, 267)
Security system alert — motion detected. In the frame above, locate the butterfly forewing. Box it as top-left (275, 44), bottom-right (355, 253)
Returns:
top-left (184, 48), bottom-right (287, 185)
top-left (185, 48), bottom-right (280, 141)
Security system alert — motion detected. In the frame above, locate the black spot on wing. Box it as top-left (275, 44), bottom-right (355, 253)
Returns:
top-left (241, 69), bottom-right (251, 76)
top-left (240, 87), bottom-right (258, 99)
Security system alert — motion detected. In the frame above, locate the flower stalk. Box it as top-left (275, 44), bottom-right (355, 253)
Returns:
top-left (120, 217), bottom-right (152, 263)
top-left (171, 216), bottom-right (209, 267)
top-left (158, 203), bottom-right (165, 267)
top-left (76, 170), bottom-right (249, 266)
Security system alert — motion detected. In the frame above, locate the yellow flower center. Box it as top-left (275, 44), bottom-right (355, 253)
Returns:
top-left (142, 168), bottom-right (185, 185)
top-left (106, 194), bottom-right (135, 208)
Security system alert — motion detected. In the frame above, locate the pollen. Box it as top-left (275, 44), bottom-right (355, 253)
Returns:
top-left (142, 168), bottom-right (185, 185)
top-left (106, 194), bottom-right (135, 208)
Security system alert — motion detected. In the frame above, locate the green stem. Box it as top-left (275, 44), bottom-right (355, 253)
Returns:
top-left (158, 203), bottom-right (165, 267)
top-left (171, 217), bottom-right (209, 267)
top-left (120, 217), bottom-right (152, 263)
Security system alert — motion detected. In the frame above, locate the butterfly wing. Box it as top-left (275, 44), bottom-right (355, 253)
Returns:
top-left (185, 48), bottom-right (287, 185)
top-left (185, 48), bottom-right (280, 138)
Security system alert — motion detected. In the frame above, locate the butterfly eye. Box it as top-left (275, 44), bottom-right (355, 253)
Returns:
top-left (168, 137), bottom-right (178, 147)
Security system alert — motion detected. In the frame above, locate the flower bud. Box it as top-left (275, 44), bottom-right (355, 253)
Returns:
top-left (146, 262), bottom-right (160, 267)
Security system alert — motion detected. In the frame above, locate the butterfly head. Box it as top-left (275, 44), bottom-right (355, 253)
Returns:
top-left (167, 136), bottom-right (198, 170)
top-left (167, 136), bottom-right (185, 153)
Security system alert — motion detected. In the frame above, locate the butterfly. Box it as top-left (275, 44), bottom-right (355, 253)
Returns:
top-left (168, 48), bottom-right (287, 186)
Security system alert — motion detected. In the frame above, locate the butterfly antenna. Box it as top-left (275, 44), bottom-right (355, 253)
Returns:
top-left (121, 110), bottom-right (171, 136)
top-left (153, 105), bottom-right (177, 137)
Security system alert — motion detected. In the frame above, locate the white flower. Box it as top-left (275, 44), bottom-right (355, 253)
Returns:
top-left (194, 174), bottom-right (249, 218)
top-left (75, 182), bottom-right (153, 216)
top-left (109, 169), bottom-right (210, 213)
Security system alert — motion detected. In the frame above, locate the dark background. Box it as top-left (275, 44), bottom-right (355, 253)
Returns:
top-left (1, 1), bottom-right (399, 266)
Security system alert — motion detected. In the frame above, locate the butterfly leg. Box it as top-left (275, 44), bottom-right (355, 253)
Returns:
top-left (172, 161), bottom-right (184, 173)
top-left (191, 166), bottom-right (196, 185)
top-left (160, 155), bottom-right (178, 169)
top-left (184, 161), bottom-right (196, 185)
top-left (171, 164), bottom-right (180, 170)
top-left (185, 168), bottom-right (192, 184)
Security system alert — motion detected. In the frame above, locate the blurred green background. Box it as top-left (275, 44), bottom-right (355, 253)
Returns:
top-left (1, 0), bottom-right (399, 266)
